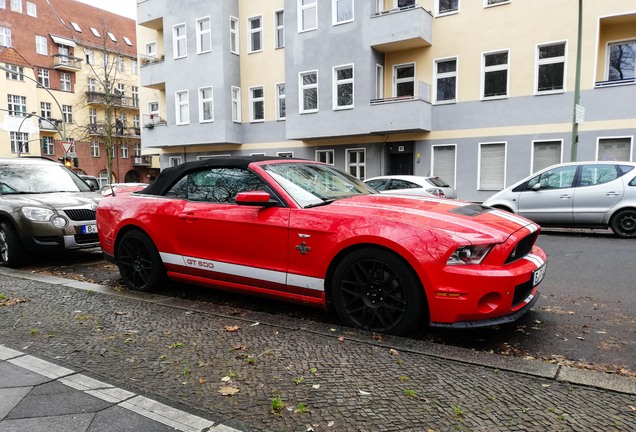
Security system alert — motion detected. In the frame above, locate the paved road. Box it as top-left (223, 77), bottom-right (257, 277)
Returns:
top-left (0, 268), bottom-right (635, 431)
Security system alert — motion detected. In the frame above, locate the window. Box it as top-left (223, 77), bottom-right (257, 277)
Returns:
top-left (86, 49), bottom-right (94, 65)
top-left (98, 170), bottom-right (109, 187)
top-left (231, 86), bottom-right (241, 122)
top-left (107, 32), bottom-right (117, 42)
top-left (437, 0), bottom-right (459, 15)
top-left (7, 94), bottom-right (27, 116)
top-left (299, 0), bottom-right (317, 32)
top-left (608, 41), bottom-right (635, 81)
top-left (432, 145), bottom-right (456, 188)
top-left (249, 86), bottom-right (264, 122)
top-left (197, 17), bottom-right (211, 53)
top-left (41, 102), bottom-right (51, 119)
top-left (62, 105), bottom-right (73, 123)
top-left (71, 22), bottom-right (82, 32)
top-left (536, 42), bottom-right (566, 93)
top-left (134, 142), bottom-right (141, 157)
top-left (175, 90), bottom-right (189, 125)
top-left (91, 141), bottom-right (100, 157)
top-left (132, 86), bottom-right (139, 107)
top-left (121, 143), bottom-right (129, 158)
top-left (5, 64), bottom-right (23, 80)
top-left (169, 168), bottom-right (267, 203)
top-left (434, 58), bottom-right (457, 103)
top-left (579, 164), bottom-right (620, 187)
top-left (60, 72), bottom-right (71, 91)
top-left (116, 83), bottom-right (125, 96)
top-left (316, 149), bottom-right (334, 165)
top-left (527, 165), bottom-right (576, 190)
top-left (90, 27), bottom-right (100, 37)
top-left (169, 156), bottom-right (183, 167)
top-left (333, 64), bottom-right (354, 109)
top-left (123, 36), bottom-right (133, 46)
top-left (395, 0), bottom-right (416, 8)
top-left (300, 71), bottom-right (318, 113)
top-left (42, 136), bottom-right (54, 155)
top-left (482, 50), bottom-right (508, 99)
top-left (10, 0), bottom-right (21, 12)
top-left (485, 0), bottom-right (509, 6)
top-left (0, 26), bottom-right (12, 47)
top-left (145, 42), bottom-right (157, 57)
top-left (89, 108), bottom-right (96, 124)
top-left (38, 68), bottom-right (51, 88)
top-left (346, 149), bottom-right (366, 180)
top-left (0, 0), bottom-right (5, 8)
top-left (333, 0), bottom-right (353, 24)
top-left (598, 137), bottom-right (632, 161)
top-left (87, 78), bottom-right (96, 92)
top-left (230, 17), bottom-right (239, 54)
top-left (131, 59), bottom-right (138, 74)
top-left (133, 114), bottom-right (140, 130)
top-left (248, 16), bottom-right (262, 53)
top-left (116, 56), bottom-right (124, 72)
top-left (394, 63), bottom-right (415, 97)
top-left (10, 132), bottom-right (28, 154)
top-left (532, 140), bottom-right (562, 173)
top-left (479, 143), bottom-right (506, 190)
top-left (199, 86), bottom-right (214, 122)
top-left (149, 101), bottom-right (159, 117)
top-left (275, 10), bottom-right (284, 49)
top-left (173, 23), bottom-right (187, 59)
top-left (276, 83), bottom-right (286, 120)
top-left (35, 35), bottom-right (47, 55)
top-left (375, 64), bottom-right (384, 99)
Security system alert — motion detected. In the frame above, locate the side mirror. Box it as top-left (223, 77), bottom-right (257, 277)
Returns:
top-left (235, 191), bottom-right (277, 207)
top-left (531, 183), bottom-right (542, 191)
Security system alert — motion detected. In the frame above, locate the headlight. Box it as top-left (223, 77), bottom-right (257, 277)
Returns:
top-left (447, 245), bottom-right (492, 265)
top-left (21, 207), bottom-right (55, 222)
top-left (51, 216), bottom-right (68, 228)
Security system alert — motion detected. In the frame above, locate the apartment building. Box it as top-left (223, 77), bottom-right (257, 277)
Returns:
top-left (137, 0), bottom-right (636, 201)
top-left (0, 0), bottom-right (158, 186)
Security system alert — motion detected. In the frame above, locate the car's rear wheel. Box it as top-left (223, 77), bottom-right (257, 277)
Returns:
top-left (0, 222), bottom-right (26, 268)
top-left (331, 248), bottom-right (427, 335)
top-left (610, 209), bottom-right (636, 238)
top-left (117, 230), bottom-right (166, 292)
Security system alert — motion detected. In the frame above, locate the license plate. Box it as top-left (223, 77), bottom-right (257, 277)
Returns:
top-left (82, 225), bottom-right (98, 234)
top-left (532, 264), bottom-right (547, 286)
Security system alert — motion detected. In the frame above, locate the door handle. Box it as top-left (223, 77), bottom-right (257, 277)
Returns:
top-left (606, 192), bottom-right (620, 197)
top-left (179, 212), bottom-right (198, 221)
top-left (559, 195), bottom-right (572, 199)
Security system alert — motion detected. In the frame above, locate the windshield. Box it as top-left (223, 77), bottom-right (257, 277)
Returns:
top-left (262, 162), bottom-right (375, 208)
top-left (0, 164), bottom-right (92, 194)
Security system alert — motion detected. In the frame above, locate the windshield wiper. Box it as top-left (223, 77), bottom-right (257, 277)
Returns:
top-left (304, 198), bottom-right (337, 209)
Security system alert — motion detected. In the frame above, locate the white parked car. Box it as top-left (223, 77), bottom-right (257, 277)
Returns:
top-left (364, 175), bottom-right (457, 199)
top-left (483, 161), bottom-right (636, 238)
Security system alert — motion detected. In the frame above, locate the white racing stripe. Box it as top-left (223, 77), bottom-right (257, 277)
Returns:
top-left (524, 253), bottom-right (545, 268)
top-left (491, 209), bottom-right (539, 232)
top-left (160, 252), bottom-right (324, 291)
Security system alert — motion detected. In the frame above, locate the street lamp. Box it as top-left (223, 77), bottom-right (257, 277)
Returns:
top-left (0, 64), bottom-right (67, 141)
top-left (16, 112), bottom-right (36, 157)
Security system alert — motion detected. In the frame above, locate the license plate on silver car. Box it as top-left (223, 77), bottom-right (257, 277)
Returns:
top-left (81, 225), bottom-right (98, 234)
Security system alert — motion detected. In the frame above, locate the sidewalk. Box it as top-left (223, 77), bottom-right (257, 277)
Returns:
top-left (0, 267), bottom-right (634, 431)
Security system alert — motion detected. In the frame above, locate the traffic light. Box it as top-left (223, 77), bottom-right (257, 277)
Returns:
top-left (64, 157), bottom-right (72, 168)
top-left (41, 138), bottom-right (47, 151)
top-left (73, 157), bottom-right (79, 168)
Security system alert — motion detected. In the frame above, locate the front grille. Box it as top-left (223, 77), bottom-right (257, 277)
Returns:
top-left (513, 279), bottom-right (534, 307)
top-left (505, 231), bottom-right (539, 264)
top-left (75, 233), bottom-right (99, 244)
top-left (64, 209), bottom-right (97, 221)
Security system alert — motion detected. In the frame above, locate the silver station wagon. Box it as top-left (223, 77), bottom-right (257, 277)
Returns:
top-left (483, 161), bottom-right (636, 238)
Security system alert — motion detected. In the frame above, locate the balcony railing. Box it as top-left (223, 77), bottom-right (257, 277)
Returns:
top-left (53, 54), bottom-right (83, 71)
top-left (369, 4), bottom-right (432, 52)
top-left (39, 118), bottom-right (62, 131)
top-left (86, 91), bottom-right (140, 109)
top-left (595, 77), bottom-right (635, 88)
top-left (140, 54), bottom-right (165, 67)
top-left (133, 155), bottom-right (152, 166)
top-left (142, 114), bottom-right (166, 128)
top-left (88, 123), bottom-right (141, 138)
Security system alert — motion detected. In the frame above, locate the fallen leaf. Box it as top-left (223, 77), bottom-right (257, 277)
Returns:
top-left (312, 384), bottom-right (320, 389)
top-left (221, 376), bottom-right (231, 382)
top-left (372, 333), bottom-right (383, 341)
top-left (359, 390), bottom-right (371, 396)
top-left (218, 385), bottom-right (240, 396)
top-left (541, 384), bottom-right (551, 388)
top-left (628, 405), bottom-right (636, 412)
top-left (328, 421), bottom-right (335, 427)
top-left (389, 348), bottom-right (399, 356)
top-left (224, 325), bottom-right (240, 332)
top-left (250, 322), bottom-right (260, 327)
top-left (338, 336), bottom-right (345, 342)
top-left (198, 377), bottom-right (207, 385)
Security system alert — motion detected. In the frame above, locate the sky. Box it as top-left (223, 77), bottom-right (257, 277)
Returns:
top-left (77, 0), bottom-right (137, 20)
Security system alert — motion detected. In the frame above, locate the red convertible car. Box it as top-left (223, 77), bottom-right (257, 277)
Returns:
top-left (97, 156), bottom-right (547, 335)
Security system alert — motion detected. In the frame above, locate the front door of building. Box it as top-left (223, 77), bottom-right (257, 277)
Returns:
top-left (387, 142), bottom-right (414, 175)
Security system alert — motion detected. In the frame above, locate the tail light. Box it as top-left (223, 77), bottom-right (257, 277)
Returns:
top-left (427, 188), bottom-right (447, 198)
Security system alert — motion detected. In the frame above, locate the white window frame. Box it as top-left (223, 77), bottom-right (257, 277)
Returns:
top-left (8, 94), bottom-right (27, 116)
top-left (10, 0), bottom-right (21, 13)
top-left (375, 64), bottom-right (384, 99)
top-left (91, 141), bottom-right (100, 158)
top-left (121, 143), bottom-right (129, 159)
top-left (38, 68), bottom-right (50, 88)
top-left (27, 0), bottom-right (36, 16)
top-left (145, 42), bottom-right (157, 57)
top-left (299, 70), bottom-right (318, 113)
top-left (249, 86), bottom-right (265, 123)
top-left (606, 39), bottom-right (636, 82)
top-left (131, 59), bottom-right (138, 75)
top-left (169, 156), bottom-right (183, 167)
top-left (535, 41), bottom-right (567, 95)
top-left (0, 26), bottom-right (12, 47)
top-left (274, 10), bottom-right (284, 49)
top-left (333, 64), bottom-right (354, 110)
top-left (87, 77), bottom-right (96, 92)
top-left (196, 16), bottom-right (211, 54)
top-left (41, 102), bottom-right (52, 119)
top-left (173, 23), bottom-right (187, 59)
top-left (333, 0), bottom-right (354, 25)
top-left (531, 139), bottom-right (563, 173)
top-left (596, 136), bottom-right (634, 162)
top-left (116, 55), bottom-right (124, 72)
top-left (345, 148), bottom-right (366, 180)
top-left (35, 35), bottom-right (47, 55)
top-left (393, 62), bottom-right (415, 98)
top-left (248, 15), bottom-right (263, 53)
top-left (436, 0), bottom-right (459, 16)
top-left (71, 22), bottom-right (82, 32)
top-left (86, 49), bottom-right (94, 65)
top-left (10, 132), bottom-right (28, 154)
top-left (198, 86), bottom-right (214, 123)
top-left (481, 49), bottom-right (509, 100)
top-left (231, 86), bottom-right (241, 123)
top-left (175, 90), bottom-right (190, 125)
top-left (431, 144), bottom-right (457, 189)
top-left (230, 16), bottom-right (239, 55)
top-left (484, 0), bottom-right (510, 7)
top-left (90, 27), bottom-right (100, 37)
top-left (107, 32), bottom-right (117, 42)
top-left (88, 108), bottom-right (97, 124)
top-left (5, 64), bottom-right (23, 80)
top-left (275, 83), bottom-right (286, 120)
top-left (433, 57), bottom-right (458, 104)
top-left (298, 0), bottom-right (317, 33)
top-left (478, 142), bottom-right (507, 190)
top-left (60, 72), bottom-right (71, 91)
top-left (315, 149), bottom-right (335, 165)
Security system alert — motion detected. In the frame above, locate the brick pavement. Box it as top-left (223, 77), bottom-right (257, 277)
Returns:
top-left (0, 269), bottom-right (634, 432)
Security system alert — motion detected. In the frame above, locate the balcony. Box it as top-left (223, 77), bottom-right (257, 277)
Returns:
top-left (132, 155), bottom-right (152, 166)
top-left (142, 114), bottom-right (166, 129)
top-left (86, 91), bottom-right (140, 110)
top-left (140, 55), bottom-right (166, 89)
top-left (368, 96), bottom-right (431, 133)
top-left (368, 5), bottom-right (432, 52)
top-left (137, 0), bottom-right (163, 30)
top-left (39, 118), bottom-right (62, 132)
top-left (88, 123), bottom-right (141, 138)
top-left (53, 54), bottom-right (83, 72)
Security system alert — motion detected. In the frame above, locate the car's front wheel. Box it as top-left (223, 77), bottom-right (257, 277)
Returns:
top-left (116, 230), bottom-right (167, 292)
top-left (0, 222), bottom-right (26, 268)
top-left (331, 248), bottom-right (427, 335)
top-left (610, 209), bottom-right (636, 238)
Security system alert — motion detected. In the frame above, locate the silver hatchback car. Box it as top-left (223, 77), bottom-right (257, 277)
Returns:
top-left (483, 161), bottom-right (636, 238)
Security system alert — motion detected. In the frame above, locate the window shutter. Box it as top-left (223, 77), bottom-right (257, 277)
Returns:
top-left (480, 143), bottom-right (505, 190)
top-left (433, 146), bottom-right (456, 188)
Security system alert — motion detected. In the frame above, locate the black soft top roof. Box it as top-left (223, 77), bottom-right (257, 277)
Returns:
top-left (140, 155), bottom-right (292, 196)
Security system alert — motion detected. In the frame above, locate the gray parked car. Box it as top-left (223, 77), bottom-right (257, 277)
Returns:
top-left (0, 158), bottom-right (102, 267)
top-left (483, 161), bottom-right (636, 238)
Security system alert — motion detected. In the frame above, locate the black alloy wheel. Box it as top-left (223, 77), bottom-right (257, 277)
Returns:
top-left (331, 248), bottom-right (426, 335)
top-left (610, 209), bottom-right (636, 238)
top-left (117, 230), bottom-right (166, 292)
top-left (0, 222), bottom-right (26, 268)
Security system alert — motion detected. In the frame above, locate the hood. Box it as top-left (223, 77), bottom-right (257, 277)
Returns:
top-left (328, 194), bottom-right (537, 243)
top-left (0, 192), bottom-right (101, 209)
